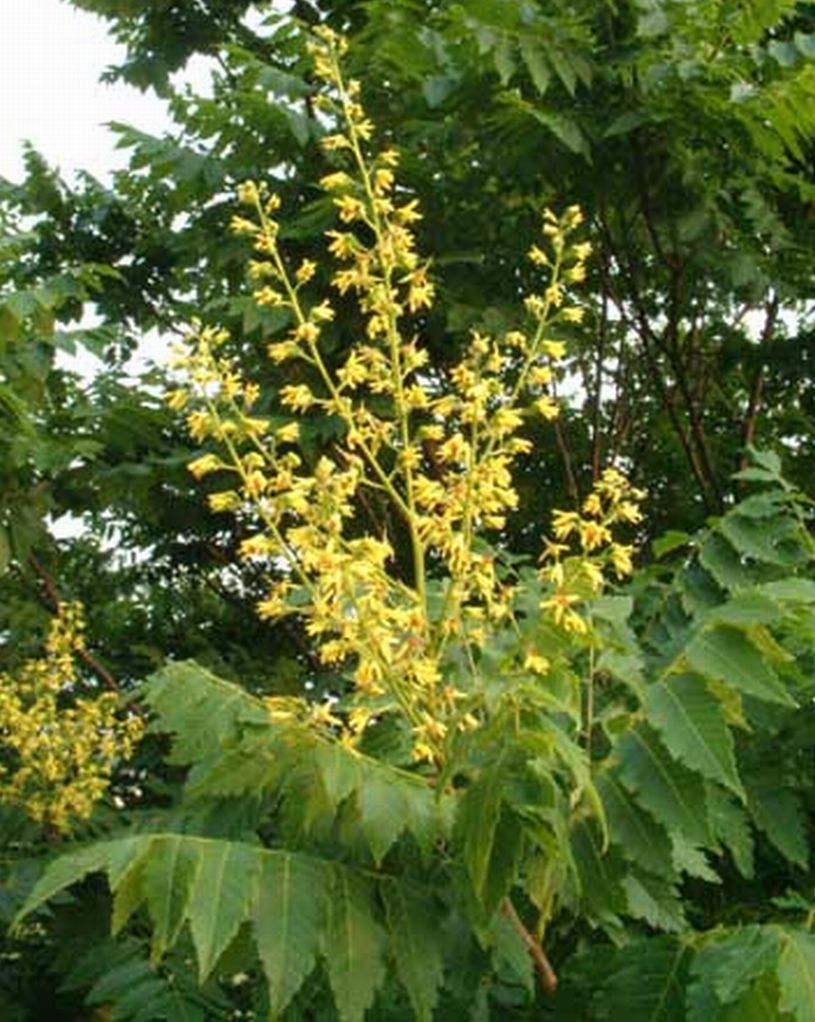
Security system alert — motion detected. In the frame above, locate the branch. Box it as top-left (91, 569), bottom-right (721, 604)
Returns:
top-left (501, 898), bottom-right (558, 994)
top-left (598, 212), bottom-right (721, 513)
top-left (27, 554), bottom-right (121, 694)
top-left (739, 295), bottom-right (779, 473)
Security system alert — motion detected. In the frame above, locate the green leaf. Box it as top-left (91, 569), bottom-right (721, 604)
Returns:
top-left (493, 36), bottom-right (516, 85)
top-left (622, 872), bottom-right (685, 932)
top-left (746, 782), bottom-right (808, 869)
top-left (252, 853), bottom-right (329, 1018)
top-left (616, 726), bottom-right (711, 845)
top-left (187, 838), bottom-right (260, 980)
top-left (652, 530), bottom-right (690, 559)
top-left (598, 772), bottom-right (674, 878)
top-left (699, 534), bottom-right (758, 591)
top-left (761, 578), bottom-right (815, 603)
top-left (528, 108), bottom-right (588, 156)
top-left (604, 108), bottom-right (653, 138)
top-left (707, 592), bottom-right (782, 627)
top-left (646, 674), bottom-right (743, 796)
top-left (571, 818), bottom-right (627, 920)
top-left (14, 842), bottom-right (113, 925)
top-left (685, 626), bottom-right (794, 706)
top-left (143, 835), bottom-right (201, 961)
top-left (382, 881), bottom-right (444, 1021)
top-left (481, 806), bottom-right (524, 918)
top-left (719, 514), bottom-right (802, 568)
top-left (687, 925), bottom-right (779, 1022)
top-left (707, 787), bottom-right (754, 878)
top-left (356, 769), bottom-right (412, 865)
top-left (489, 910), bottom-right (534, 995)
top-left (777, 929), bottom-right (815, 1022)
top-left (325, 870), bottom-right (386, 1022)
top-left (145, 661), bottom-right (269, 765)
top-left (0, 526), bottom-right (10, 574)
top-left (457, 766), bottom-right (504, 903)
top-left (795, 31), bottom-right (815, 59)
top-left (597, 936), bottom-right (691, 1020)
top-left (519, 39), bottom-right (550, 94)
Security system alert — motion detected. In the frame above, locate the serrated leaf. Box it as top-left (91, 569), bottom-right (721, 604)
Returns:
top-left (325, 870), bottom-right (386, 1022)
top-left (795, 31), bottom-right (815, 59)
top-left (777, 929), bottom-right (815, 1022)
top-left (547, 45), bottom-right (578, 94)
top-left (597, 936), bottom-right (691, 1020)
top-left (707, 592), bottom-right (782, 627)
top-left (143, 835), bottom-right (201, 961)
top-left (519, 38), bottom-right (550, 94)
top-left (493, 36), bottom-right (516, 85)
top-left (622, 872), bottom-right (685, 932)
top-left (749, 448), bottom-right (783, 475)
top-left (646, 674), bottom-right (742, 796)
top-left (529, 108), bottom-right (588, 155)
top-left (652, 530), bottom-right (691, 559)
top-left (671, 835), bottom-right (719, 883)
top-left (356, 770), bottom-right (411, 865)
top-left (145, 661), bottom-right (269, 765)
top-left (604, 108), bottom-right (653, 138)
top-left (14, 842), bottom-right (114, 925)
top-left (112, 856), bottom-right (148, 936)
top-left (747, 782), bottom-right (808, 869)
top-left (382, 880), bottom-right (444, 1020)
top-left (457, 766), bottom-right (504, 902)
top-left (85, 957), bottom-right (154, 1004)
top-left (685, 626), bottom-right (794, 706)
top-left (481, 806), bottom-right (524, 918)
top-left (616, 726), bottom-right (711, 845)
top-left (761, 578), bottom-right (815, 603)
top-left (699, 534), bottom-right (758, 590)
top-left (187, 839), bottom-right (260, 980)
top-left (732, 466), bottom-right (780, 483)
top-left (571, 818), bottom-right (628, 920)
top-left (707, 787), bottom-right (755, 878)
top-left (719, 513), bottom-right (802, 568)
top-left (687, 926), bottom-right (779, 1022)
top-left (715, 927), bottom-right (778, 1003)
top-left (252, 853), bottom-right (328, 1017)
top-left (598, 772), bottom-right (674, 878)
top-left (314, 741), bottom-right (361, 808)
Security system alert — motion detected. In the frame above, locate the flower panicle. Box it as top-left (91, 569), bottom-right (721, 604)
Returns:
top-left (168, 29), bottom-right (617, 771)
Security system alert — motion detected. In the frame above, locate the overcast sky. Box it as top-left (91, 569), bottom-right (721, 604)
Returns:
top-left (1, 0), bottom-right (179, 183)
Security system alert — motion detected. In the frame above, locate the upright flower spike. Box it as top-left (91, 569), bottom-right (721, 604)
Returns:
top-left (0, 603), bottom-right (143, 832)
top-left (171, 30), bottom-right (615, 769)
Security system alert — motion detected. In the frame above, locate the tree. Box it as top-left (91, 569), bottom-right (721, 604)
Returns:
top-left (3, 2), bottom-right (815, 1019)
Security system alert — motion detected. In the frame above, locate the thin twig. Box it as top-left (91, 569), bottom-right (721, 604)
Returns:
top-left (501, 897), bottom-right (558, 993)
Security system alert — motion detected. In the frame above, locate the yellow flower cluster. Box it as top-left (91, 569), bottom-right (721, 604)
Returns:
top-left (540, 469), bottom-right (645, 634)
top-left (0, 603), bottom-right (143, 833)
top-left (170, 28), bottom-right (611, 768)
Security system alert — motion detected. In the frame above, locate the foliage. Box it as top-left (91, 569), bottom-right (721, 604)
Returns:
top-left (3, 1), bottom-right (815, 1019)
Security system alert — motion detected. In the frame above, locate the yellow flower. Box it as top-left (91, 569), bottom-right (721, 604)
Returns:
top-left (188, 453), bottom-right (224, 479)
top-left (280, 384), bottom-right (316, 411)
top-left (334, 195), bottom-right (366, 223)
top-left (535, 396), bottom-right (560, 420)
top-left (275, 422), bottom-right (300, 444)
top-left (524, 652), bottom-right (551, 676)
top-left (296, 259), bottom-right (317, 284)
top-left (542, 340), bottom-right (567, 360)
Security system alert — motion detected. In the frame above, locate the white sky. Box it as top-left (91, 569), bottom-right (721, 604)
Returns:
top-left (0, 0), bottom-right (178, 183)
top-left (0, 1), bottom-right (220, 381)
